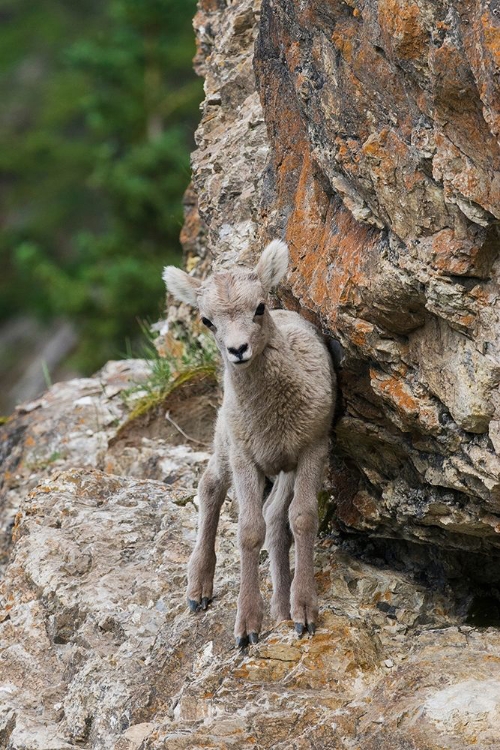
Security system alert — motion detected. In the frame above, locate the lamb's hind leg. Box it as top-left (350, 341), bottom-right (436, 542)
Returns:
top-left (187, 449), bottom-right (230, 613)
top-left (263, 471), bottom-right (295, 622)
top-left (289, 440), bottom-right (328, 635)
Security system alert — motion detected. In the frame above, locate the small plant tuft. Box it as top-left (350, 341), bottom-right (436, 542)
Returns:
top-left (123, 319), bottom-right (218, 419)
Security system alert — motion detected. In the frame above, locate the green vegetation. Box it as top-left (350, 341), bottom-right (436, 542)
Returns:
top-left (25, 450), bottom-right (64, 472)
top-left (0, 0), bottom-right (202, 372)
top-left (124, 322), bottom-right (218, 420)
top-left (318, 489), bottom-right (336, 534)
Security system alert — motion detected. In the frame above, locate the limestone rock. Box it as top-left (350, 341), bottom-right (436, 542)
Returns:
top-left (1, 364), bottom-right (500, 748)
top-left (1, 457), bottom-right (500, 748)
top-left (0, 360), bottom-right (149, 575)
top-left (190, 0), bottom-right (269, 267)
top-left (0, 361), bottom-right (217, 577)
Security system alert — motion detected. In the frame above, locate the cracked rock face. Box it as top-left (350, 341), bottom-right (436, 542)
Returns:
top-left (1, 428), bottom-right (500, 747)
top-left (190, 0), bottom-right (268, 268)
top-left (0, 360), bottom-right (150, 575)
top-left (0, 360), bottom-right (216, 576)
top-left (187, 0), bottom-right (500, 553)
top-left (1, 360), bottom-right (499, 748)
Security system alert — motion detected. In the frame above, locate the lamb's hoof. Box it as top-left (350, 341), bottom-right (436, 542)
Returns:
top-left (187, 597), bottom-right (212, 613)
top-left (295, 622), bottom-right (316, 637)
top-left (248, 632), bottom-right (259, 645)
top-left (237, 635), bottom-right (249, 649)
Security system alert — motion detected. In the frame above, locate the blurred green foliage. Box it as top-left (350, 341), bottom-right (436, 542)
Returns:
top-left (0, 0), bottom-right (202, 371)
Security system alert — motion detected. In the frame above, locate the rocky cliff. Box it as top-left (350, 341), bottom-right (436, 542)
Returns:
top-left (2, 363), bottom-right (500, 749)
top-left (2, 1), bottom-right (500, 748)
top-left (187, 0), bottom-right (500, 556)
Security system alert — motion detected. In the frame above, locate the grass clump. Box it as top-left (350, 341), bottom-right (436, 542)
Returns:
top-left (124, 319), bottom-right (219, 419)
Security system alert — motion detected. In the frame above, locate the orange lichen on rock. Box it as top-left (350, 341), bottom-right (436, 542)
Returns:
top-left (370, 369), bottom-right (420, 417)
top-left (431, 228), bottom-right (482, 277)
top-left (377, 0), bottom-right (428, 61)
top-left (481, 11), bottom-right (500, 67)
top-left (288, 206), bottom-right (377, 332)
top-left (331, 20), bottom-right (356, 63)
top-left (348, 318), bottom-right (376, 349)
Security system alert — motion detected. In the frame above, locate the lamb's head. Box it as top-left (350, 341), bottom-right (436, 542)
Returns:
top-left (163, 240), bottom-right (289, 369)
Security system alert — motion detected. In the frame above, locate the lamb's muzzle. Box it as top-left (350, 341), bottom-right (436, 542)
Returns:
top-left (227, 343), bottom-right (249, 362)
top-left (163, 239), bottom-right (336, 647)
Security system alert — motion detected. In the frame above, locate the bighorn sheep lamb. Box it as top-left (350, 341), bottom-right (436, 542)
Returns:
top-left (163, 240), bottom-right (335, 647)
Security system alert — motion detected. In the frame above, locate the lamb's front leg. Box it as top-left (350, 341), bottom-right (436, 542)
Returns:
top-left (187, 452), bottom-right (230, 612)
top-left (232, 456), bottom-right (265, 648)
top-left (289, 440), bottom-right (328, 635)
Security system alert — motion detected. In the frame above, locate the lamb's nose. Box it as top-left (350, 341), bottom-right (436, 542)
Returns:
top-left (228, 343), bottom-right (248, 360)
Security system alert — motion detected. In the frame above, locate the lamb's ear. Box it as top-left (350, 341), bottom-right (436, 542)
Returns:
top-left (255, 239), bottom-right (289, 292)
top-left (162, 266), bottom-right (201, 306)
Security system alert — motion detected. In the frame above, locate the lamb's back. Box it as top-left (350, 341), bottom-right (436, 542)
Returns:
top-left (271, 309), bottom-right (332, 377)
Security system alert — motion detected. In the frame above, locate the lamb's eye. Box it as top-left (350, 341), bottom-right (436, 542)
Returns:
top-left (255, 303), bottom-right (265, 316)
top-left (201, 317), bottom-right (213, 328)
